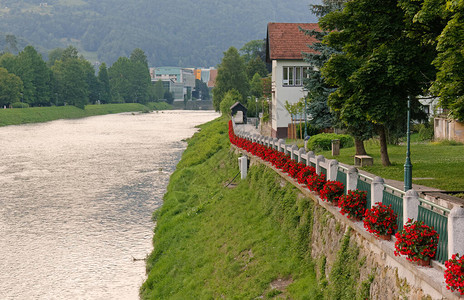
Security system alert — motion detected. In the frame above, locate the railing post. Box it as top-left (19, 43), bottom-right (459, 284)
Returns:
top-left (298, 148), bottom-right (306, 164)
top-left (278, 139), bottom-right (285, 153)
top-left (347, 167), bottom-right (358, 191)
top-left (238, 155), bottom-right (248, 179)
top-left (290, 145), bottom-right (298, 160)
top-left (306, 151), bottom-right (315, 167)
top-left (315, 155), bottom-right (324, 175)
top-left (371, 176), bottom-right (385, 208)
top-left (448, 206), bottom-right (464, 258)
top-left (328, 159), bottom-right (338, 181)
top-left (273, 138), bottom-right (279, 150)
top-left (403, 189), bottom-right (420, 224)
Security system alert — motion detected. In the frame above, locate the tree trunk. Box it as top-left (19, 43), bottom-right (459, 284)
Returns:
top-left (378, 125), bottom-right (391, 166)
top-left (299, 120), bottom-right (303, 140)
top-left (354, 138), bottom-right (367, 155)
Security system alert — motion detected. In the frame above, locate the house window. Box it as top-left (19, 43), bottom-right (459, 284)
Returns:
top-left (283, 67), bottom-right (308, 86)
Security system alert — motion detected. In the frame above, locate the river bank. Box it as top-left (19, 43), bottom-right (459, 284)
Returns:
top-left (0, 102), bottom-right (172, 127)
top-left (142, 117), bottom-right (366, 298)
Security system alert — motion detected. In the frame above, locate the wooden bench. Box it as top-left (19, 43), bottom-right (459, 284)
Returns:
top-left (354, 155), bottom-right (373, 167)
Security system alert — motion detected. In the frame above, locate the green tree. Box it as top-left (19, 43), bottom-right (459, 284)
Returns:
top-left (220, 89), bottom-right (242, 116)
top-left (195, 79), bottom-right (210, 100)
top-left (213, 47), bottom-right (249, 111)
top-left (426, 0), bottom-right (464, 121)
top-left (97, 62), bottom-right (112, 104)
top-left (249, 72), bottom-right (263, 99)
top-left (15, 46), bottom-right (52, 106)
top-left (52, 47), bottom-right (90, 109)
top-left (0, 67), bottom-right (23, 106)
top-left (108, 57), bottom-right (132, 102)
top-left (129, 48), bottom-right (151, 103)
top-left (47, 48), bottom-right (65, 67)
top-left (320, 0), bottom-right (436, 166)
top-left (240, 39), bottom-right (266, 64)
top-left (4, 34), bottom-right (18, 54)
top-left (303, 0), bottom-right (372, 155)
top-left (245, 56), bottom-right (268, 80)
top-left (153, 80), bottom-right (165, 101)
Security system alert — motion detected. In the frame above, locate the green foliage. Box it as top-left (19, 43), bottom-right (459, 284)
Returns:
top-left (308, 133), bottom-right (354, 152)
top-left (0, 1), bottom-right (314, 67)
top-left (10, 102), bottom-right (29, 108)
top-left (213, 47), bottom-right (249, 111)
top-left (97, 62), bottom-right (112, 104)
top-left (240, 39), bottom-right (266, 64)
top-left (245, 56), bottom-right (268, 80)
top-left (418, 123), bottom-right (434, 141)
top-left (0, 67), bottom-right (23, 106)
top-left (319, 137), bottom-right (464, 191)
top-left (320, 0), bottom-right (437, 165)
top-left (325, 229), bottom-right (362, 299)
top-left (0, 103), bottom-right (167, 127)
top-left (296, 123), bottom-right (321, 138)
top-left (220, 89), bottom-right (242, 116)
top-left (141, 118), bottom-right (322, 299)
top-left (249, 72), bottom-right (264, 99)
top-left (429, 0), bottom-right (464, 121)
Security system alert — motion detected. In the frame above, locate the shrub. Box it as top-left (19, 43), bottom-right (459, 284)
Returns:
top-left (363, 203), bottom-right (397, 237)
top-left (418, 125), bottom-right (434, 141)
top-left (394, 219), bottom-right (439, 263)
top-left (296, 123), bottom-right (321, 138)
top-left (11, 102), bottom-right (29, 108)
top-left (445, 253), bottom-right (464, 295)
top-left (339, 190), bottom-right (367, 220)
top-left (307, 133), bottom-right (354, 152)
top-left (319, 180), bottom-right (344, 203)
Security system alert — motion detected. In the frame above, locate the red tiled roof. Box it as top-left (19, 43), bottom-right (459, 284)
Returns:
top-left (266, 23), bottom-right (320, 62)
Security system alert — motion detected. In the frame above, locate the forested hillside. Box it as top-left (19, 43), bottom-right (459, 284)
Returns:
top-left (0, 0), bottom-right (317, 66)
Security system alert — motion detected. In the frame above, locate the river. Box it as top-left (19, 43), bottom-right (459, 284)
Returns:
top-left (0, 110), bottom-right (219, 300)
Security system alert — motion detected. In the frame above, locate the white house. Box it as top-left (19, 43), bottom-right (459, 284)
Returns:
top-left (266, 22), bottom-right (320, 138)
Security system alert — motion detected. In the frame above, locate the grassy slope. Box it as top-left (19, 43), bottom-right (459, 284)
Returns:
top-left (318, 138), bottom-right (464, 191)
top-left (141, 117), bottom-right (320, 299)
top-left (0, 102), bottom-right (172, 127)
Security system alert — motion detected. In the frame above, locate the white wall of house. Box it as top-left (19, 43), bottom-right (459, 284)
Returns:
top-left (271, 59), bottom-right (311, 137)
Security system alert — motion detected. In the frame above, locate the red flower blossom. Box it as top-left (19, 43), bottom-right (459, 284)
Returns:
top-left (364, 203), bottom-right (398, 237)
top-left (445, 253), bottom-right (464, 295)
top-left (394, 219), bottom-right (439, 263)
top-left (339, 189), bottom-right (366, 219)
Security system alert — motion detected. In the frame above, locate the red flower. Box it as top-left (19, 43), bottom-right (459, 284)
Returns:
top-left (394, 219), bottom-right (439, 263)
top-left (445, 253), bottom-right (464, 295)
top-left (363, 203), bottom-right (397, 237)
top-left (320, 181), bottom-right (344, 203)
top-left (339, 189), bottom-right (366, 219)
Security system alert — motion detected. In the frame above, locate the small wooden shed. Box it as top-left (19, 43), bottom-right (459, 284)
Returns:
top-left (231, 102), bottom-right (247, 124)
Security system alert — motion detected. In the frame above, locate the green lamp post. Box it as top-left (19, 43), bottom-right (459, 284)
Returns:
top-left (404, 96), bottom-right (413, 191)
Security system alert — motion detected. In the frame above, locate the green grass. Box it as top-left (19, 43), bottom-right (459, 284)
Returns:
top-left (317, 136), bottom-right (464, 191)
top-left (141, 117), bottom-right (321, 299)
top-left (0, 102), bottom-right (173, 127)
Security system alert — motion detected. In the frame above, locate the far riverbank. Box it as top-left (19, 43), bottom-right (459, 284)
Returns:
top-left (0, 102), bottom-right (172, 127)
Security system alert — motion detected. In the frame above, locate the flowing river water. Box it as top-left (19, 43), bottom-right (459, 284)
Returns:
top-left (0, 110), bottom-right (219, 299)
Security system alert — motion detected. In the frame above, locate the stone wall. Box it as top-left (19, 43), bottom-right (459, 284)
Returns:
top-left (241, 150), bottom-right (460, 299)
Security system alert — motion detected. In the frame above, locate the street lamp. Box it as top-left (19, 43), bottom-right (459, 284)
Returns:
top-left (404, 96), bottom-right (413, 191)
top-left (304, 97), bottom-right (308, 139)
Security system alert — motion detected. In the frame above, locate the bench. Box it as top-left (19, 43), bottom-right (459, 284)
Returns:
top-left (354, 155), bottom-right (373, 167)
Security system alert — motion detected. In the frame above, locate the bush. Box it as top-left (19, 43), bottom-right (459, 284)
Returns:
top-left (307, 133), bottom-right (354, 152)
top-left (296, 123), bottom-right (321, 138)
top-left (418, 124), bottom-right (434, 141)
top-left (11, 102), bottom-right (30, 108)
